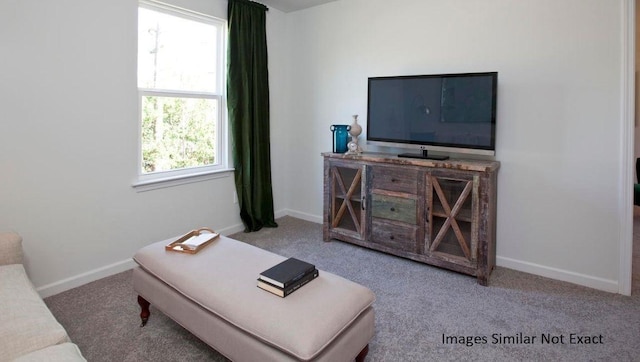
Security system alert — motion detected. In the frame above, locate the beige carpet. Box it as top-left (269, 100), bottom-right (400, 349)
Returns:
top-left (45, 216), bottom-right (640, 361)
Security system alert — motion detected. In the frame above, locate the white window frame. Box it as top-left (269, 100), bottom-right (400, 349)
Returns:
top-left (134, 0), bottom-right (230, 191)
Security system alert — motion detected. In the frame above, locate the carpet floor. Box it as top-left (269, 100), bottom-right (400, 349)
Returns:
top-left (44, 216), bottom-right (640, 361)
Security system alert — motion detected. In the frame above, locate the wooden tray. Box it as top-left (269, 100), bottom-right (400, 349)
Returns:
top-left (165, 227), bottom-right (220, 254)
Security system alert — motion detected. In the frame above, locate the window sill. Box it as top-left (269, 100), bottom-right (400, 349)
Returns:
top-left (132, 168), bottom-right (234, 192)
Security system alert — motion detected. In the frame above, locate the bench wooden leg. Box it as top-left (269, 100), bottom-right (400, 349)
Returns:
top-left (355, 344), bottom-right (369, 362)
top-left (137, 295), bottom-right (150, 327)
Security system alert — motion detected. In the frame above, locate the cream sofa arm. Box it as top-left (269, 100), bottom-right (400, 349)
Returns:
top-left (0, 232), bottom-right (24, 265)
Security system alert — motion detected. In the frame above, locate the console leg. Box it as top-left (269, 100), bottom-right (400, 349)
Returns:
top-left (477, 274), bottom-right (488, 286)
top-left (137, 295), bottom-right (150, 327)
top-left (355, 344), bottom-right (369, 362)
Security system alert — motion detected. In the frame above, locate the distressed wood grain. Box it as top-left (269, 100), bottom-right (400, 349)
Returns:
top-left (322, 152), bottom-right (499, 285)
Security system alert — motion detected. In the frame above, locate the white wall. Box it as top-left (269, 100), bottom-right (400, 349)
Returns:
top-left (0, 0), bottom-right (629, 295)
top-left (265, 5), bottom-right (291, 218)
top-left (282, 0), bottom-right (625, 291)
top-left (636, 0), bottom-right (640, 164)
top-left (0, 0), bottom-right (289, 296)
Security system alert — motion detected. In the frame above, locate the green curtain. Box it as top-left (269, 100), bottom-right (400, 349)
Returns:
top-left (227, 0), bottom-right (277, 232)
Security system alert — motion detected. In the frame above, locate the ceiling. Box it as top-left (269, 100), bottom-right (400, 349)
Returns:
top-left (259, 0), bottom-right (338, 13)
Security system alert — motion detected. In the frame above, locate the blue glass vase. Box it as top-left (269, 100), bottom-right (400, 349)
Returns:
top-left (331, 124), bottom-right (351, 153)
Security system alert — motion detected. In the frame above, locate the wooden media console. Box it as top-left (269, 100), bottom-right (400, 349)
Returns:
top-left (323, 152), bottom-right (499, 285)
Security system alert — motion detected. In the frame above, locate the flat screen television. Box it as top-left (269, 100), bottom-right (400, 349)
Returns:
top-left (366, 72), bottom-right (497, 160)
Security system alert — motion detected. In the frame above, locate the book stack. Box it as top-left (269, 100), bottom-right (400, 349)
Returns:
top-left (257, 257), bottom-right (319, 298)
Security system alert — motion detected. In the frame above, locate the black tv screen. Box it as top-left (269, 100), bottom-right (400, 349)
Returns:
top-left (367, 72), bottom-right (497, 157)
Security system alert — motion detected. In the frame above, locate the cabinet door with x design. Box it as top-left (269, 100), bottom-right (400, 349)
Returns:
top-left (426, 171), bottom-right (479, 269)
top-left (323, 160), bottom-right (367, 242)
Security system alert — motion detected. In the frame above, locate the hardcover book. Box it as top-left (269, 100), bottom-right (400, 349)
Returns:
top-left (258, 257), bottom-right (316, 288)
top-left (257, 269), bottom-right (319, 298)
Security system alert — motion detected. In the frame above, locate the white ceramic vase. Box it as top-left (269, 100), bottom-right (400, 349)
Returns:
top-left (349, 115), bottom-right (362, 138)
top-left (346, 115), bottom-right (363, 154)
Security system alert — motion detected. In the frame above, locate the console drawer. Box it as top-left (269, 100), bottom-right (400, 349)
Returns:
top-left (371, 167), bottom-right (418, 194)
top-left (371, 219), bottom-right (418, 253)
top-left (371, 194), bottom-right (417, 224)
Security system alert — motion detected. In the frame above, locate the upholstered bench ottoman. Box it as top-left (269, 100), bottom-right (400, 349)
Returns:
top-left (132, 235), bottom-right (375, 362)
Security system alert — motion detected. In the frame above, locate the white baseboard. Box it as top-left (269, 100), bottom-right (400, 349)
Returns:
top-left (217, 222), bottom-right (246, 236)
top-left (36, 216), bottom-right (282, 298)
top-left (37, 258), bottom-right (137, 298)
top-left (37, 209), bottom-right (621, 298)
top-left (276, 210), bottom-right (620, 293)
top-left (277, 208), bottom-right (323, 224)
top-left (496, 256), bottom-right (619, 293)
top-left (274, 208), bottom-right (288, 219)
top-left (233, 210), bottom-right (622, 293)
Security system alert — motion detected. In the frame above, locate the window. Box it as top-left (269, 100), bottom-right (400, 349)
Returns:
top-left (136, 1), bottom-right (227, 186)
